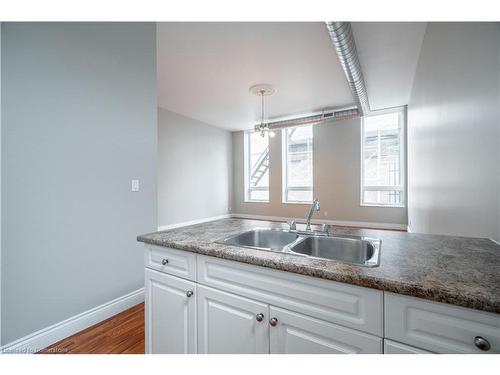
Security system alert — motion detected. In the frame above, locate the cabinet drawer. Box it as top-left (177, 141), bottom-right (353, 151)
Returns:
top-left (384, 339), bottom-right (433, 354)
top-left (385, 292), bottom-right (500, 354)
top-left (197, 255), bottom-right (383, 336)
top-left (270, 306), bottom-right (382, 354)
top-left (144, 245), bottom-right (196, 281)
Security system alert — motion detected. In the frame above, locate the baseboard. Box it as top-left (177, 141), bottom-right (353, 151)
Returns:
top-left (1, 288), bottom-right (144, 354)
top-left (157, 214), bottom-right (231, 231)
top-left (231, 213), bottom-right (408, 231)
top-left (157, 213), bottom-right (407, 231)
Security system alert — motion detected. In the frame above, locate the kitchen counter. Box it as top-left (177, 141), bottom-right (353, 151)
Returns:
top-left (137, 218), bottom-right (500, 314)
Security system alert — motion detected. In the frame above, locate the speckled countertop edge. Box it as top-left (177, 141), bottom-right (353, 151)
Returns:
top-left (137, 218), bottom-right (500, 314)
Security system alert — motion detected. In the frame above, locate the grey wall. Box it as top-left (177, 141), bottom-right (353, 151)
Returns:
top-left (1, 23), bottom-right (157, 345)
top-left (0, 22), bottom-right (2, 343)
top-left (232, 118), bottom-right (408, 226)
top-left (407, 23), bottom-right (500, 241)
top-left (158, 108), bottom-right (232, 227)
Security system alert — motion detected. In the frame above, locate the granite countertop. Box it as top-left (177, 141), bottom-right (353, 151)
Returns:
top-left (137, 218), bottom-right (500, 314)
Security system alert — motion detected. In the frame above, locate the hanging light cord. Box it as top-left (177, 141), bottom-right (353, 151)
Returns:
top-left (261, 91), bottom-right (265, 126)
top-left (259, 90), bottom-right (267, 137)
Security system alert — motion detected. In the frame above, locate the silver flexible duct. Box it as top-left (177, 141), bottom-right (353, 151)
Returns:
top-left (325, 22), bottom-right (370, 116)
top-left (253, 108), bottom-right (359, 133)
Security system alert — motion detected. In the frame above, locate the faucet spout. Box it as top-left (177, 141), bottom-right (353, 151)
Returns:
top-left (305, 199), bottom-right (320, 231)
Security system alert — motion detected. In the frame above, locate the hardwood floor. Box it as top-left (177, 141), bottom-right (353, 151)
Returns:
top-left (38, 303), bottom-right (145, 354)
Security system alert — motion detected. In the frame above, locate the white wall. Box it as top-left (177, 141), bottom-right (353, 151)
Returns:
top-left (232, 118), bottom-right (408, 227)
top-left (158, 108), bottom-right (232, 227)
top-left (1, 23), bottom-right (157, 345)
top-left (408, 23), bottom-right (500, 241)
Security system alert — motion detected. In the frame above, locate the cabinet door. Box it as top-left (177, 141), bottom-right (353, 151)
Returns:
top-left (384, 339), bottom-right (433, 354)
top-left (197, 285), bottom-right (269, 353)
top-left (145, 268), bottom-right (196, 354)
top-left (269, 306), bottom-right (382, 354)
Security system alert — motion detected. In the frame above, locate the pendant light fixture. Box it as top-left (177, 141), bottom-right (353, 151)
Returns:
top-left (249, 84), bottom-right (276, 138)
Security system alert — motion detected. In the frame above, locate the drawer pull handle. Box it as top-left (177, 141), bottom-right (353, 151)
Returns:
top-left (256, 313), bottom-right (264, 322)
top-left (269, 317), bottom-right (278, 327)
top-left (161, 259), bottom-right (169, 265)
top-left (186, 290), bottom-right (194, 298)
top-left (474, 336), bottom-right (491, 351)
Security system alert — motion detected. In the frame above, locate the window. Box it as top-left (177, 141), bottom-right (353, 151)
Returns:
top-left (361, 108), bottom-right (405, 207)
top-left (244, 131), bottom-right (269, 202)
top-left (282, 126), bottom-right (313, 203)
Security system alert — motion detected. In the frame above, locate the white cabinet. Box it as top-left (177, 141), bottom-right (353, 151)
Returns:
top-left (269, 306), bottom-right (382, 354)
top-left (197, 285), bottom-right (269, 353)
top-left (196, 285), bottom-right (382, 354)
top-left (145, 268), bottom-right (197, 354)
top-left (197, 254), bottom-right (383, 336)
top-left (385, 293), bottom-right (500, 354)
top-left (144, 245), bottom-right (500, 355)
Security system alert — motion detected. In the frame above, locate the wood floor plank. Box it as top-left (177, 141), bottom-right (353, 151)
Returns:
top-left (38, 303), bottom-right (145, 354)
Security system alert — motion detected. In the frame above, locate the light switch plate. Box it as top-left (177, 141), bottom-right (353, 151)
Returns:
top-left (131, 179), bottom-right (140, 192)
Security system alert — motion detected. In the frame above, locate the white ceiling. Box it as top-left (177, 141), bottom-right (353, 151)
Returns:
top-left (157, 22), bottom-right (428, 130)
top-left (351, 22), bottom-right (427, 111)
top-left (157, 22), bottom-right (353, 131)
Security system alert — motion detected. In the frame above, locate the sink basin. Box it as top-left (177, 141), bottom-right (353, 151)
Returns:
top-left (218, 228), bottom-right (299, 251)
top-left (217, 228), bottom-right (381, 267)
top-left (289, 235), bottom-right (380, 267)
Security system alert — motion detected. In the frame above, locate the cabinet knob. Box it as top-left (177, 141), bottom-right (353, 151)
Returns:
top-left (186, 290), bottom-right (194, 298)
top-left (256, 313), bottom-right (264, 322)
top-left (269, 317), bottom-right (278, 327)
top-left (474, 336), bottom-right (491, 351)
top-left (161, 258), bottom-right (169, 265)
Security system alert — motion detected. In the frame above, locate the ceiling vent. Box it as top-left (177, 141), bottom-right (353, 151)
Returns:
top-left (258, 107), bottom-right (359, 132)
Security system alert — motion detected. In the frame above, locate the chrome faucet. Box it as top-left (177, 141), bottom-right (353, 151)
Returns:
top-left (305, 199), bottom-right (320, 231)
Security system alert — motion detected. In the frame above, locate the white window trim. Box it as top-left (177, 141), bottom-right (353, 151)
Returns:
top-left (282, 126), bottom-right (314, 204)
top-left (244, 131), bottom-right (269, 203)
top-left (360, 107), bottom-right (406, 208)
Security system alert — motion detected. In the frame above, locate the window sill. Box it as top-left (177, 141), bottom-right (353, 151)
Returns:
top-left (281, 200), bottom-right (312, 206)
top-left (360, 203), bottom-right (406, 208)
top-left (244, 200), bottom-right (270, 204)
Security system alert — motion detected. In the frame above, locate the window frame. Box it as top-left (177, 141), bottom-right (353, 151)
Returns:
top-left (360, 107), bottom-right (406, 208)
top-left (282, 125), bottom-right (314, 204)
top-left (244, 130), bottom-right (270, 203)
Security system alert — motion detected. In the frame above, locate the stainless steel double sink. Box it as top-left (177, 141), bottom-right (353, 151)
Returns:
top-left (217, 228), bottom-right (381, 267)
